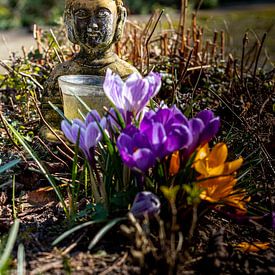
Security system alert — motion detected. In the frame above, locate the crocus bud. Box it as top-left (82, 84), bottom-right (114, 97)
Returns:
top-left (130, 191), bottom-right (160, 218)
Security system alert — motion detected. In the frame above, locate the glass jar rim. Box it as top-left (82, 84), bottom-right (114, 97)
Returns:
top-left (58, 75), bottom-right (104, 88)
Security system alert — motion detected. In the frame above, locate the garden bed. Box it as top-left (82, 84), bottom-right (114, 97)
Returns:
top-left (0, 8), bottom-right (274, 274)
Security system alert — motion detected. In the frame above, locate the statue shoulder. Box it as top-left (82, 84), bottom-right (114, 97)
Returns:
top-left (50, 60), bottom-right (81, 80)
top-left (44, 60), bottom-right (80, 94)
top-left (109, 57), bottom-right (139, 78)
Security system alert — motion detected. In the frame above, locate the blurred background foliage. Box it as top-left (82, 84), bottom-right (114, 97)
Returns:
top-left (0, 0), bottom-right (273, 29)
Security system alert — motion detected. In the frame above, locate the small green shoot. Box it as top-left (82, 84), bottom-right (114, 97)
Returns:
top-left (0, 220), bottom-right (20, 273)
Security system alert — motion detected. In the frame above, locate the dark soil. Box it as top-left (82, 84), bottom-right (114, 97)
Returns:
top-left (1, 65), bottom-right (274, 274)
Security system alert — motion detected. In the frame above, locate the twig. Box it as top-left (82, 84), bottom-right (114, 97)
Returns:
top-left (34, 136), bottom-right (70, 169)
top-left (99, 252), bottom-right (128, 275)
top-left (145, 10), bottom-right (164, 73)
top-left (61, 233), bottom-right (86, 255)
top-left (30, 261), bottom-right (63, 275)
top-left (241, 33), bottom-right (248, 82)
top-left (174, 49), bottom-right (193, 92)
top-left (33, 99), bottom-right (75, 156)
top-left (50, 29), bottom-right (65, 62)
top-left (56, 146), bottom-right (74, 163)
top-left (253, 32), bottom-right (267, 78)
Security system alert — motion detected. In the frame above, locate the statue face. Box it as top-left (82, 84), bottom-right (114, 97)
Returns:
top-left (71, 0), bottom-right (117, 50)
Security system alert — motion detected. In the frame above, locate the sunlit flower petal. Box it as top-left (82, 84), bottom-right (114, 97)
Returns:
top-left (103, 68), bottom-right (124, 109)
top-left (61, 110), bottom-right (106, 164)
top-left (103, 69), bottom-right (161, 123)
top-left (208, 143), bottom-right (228, 167)
top-left (196, 175), bottom-right (249, 212)
top-left (85, 122), bottom-right (102, 150)
top-left (224, 157), bottom-right (243, 174)
top-left (195, 143), bottom-right (210, 161)
top-left (169, 151), bottom-right (180, 176)
top-left (194, 143), bottom-right (243, 178)
top-left (194, 159), bottom-right (208, 176)
top-left (197, 176), bottom-right (236, 203)
top-left (235, 242), bottom-right (270, 253)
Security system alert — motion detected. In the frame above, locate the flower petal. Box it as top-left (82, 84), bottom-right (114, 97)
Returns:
top-left (103, 68), bottom-right (124, 109)
top-left (117, 133), bottom-right (135, 154)
top-left (208, 143), bottom-right (228, 167)
top-left (224, 157), bottom-right (243, 174)
top-left (199, 117), bottom-right (220, 145)
top-left (61, 120), bottom-right (75, 144)
top-left (195, 143), bottom-right (210, 161)
top-left (169, 151), bottom-right (180, 176)
top-left (196, 110), bottom-right (214, 125)
top-left (85, 110), bottom-right (101, 125)
top-left (130, 191), bottom-right (161, 218)
top-left (132, 148), bottom-right (156, 171)
top-left (194, 159), bottom-right (208, 176)
top-left (85, 122), bottom-right (101, 150)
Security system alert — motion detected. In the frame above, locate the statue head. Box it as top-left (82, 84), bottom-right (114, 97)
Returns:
top-left (64, 0), bottom-right (126, 54)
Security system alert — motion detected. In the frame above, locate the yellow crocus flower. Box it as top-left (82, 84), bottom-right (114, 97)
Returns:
top-left (197, 175), bottom-right (249, 213)
top-left (194, 143), bottom-right (243, 179)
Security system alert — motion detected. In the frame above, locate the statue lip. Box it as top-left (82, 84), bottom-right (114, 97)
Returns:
top-left (87, 31), bottom-right (101, 38)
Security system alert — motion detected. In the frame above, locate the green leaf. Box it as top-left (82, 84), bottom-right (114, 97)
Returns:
top-left (0, 159), bottom-right (20, 174)
top-left (48, 101), bottom-right (70, 123)
top-left (2, 115), bottom-right (69, 217)
top-left (0, 220), bottom-right (20, 273)
top-left (52, 219), bottom-right (107, 246)
top-left (17, 244), bottom-right (25, 275)
top-left (88, 217), bottom-right (126, 250)
top-left (74, 94), bottom-right (92, 113)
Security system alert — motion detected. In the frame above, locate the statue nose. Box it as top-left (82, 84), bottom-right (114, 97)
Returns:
top-left (89, 22), bottom-right (99, 31)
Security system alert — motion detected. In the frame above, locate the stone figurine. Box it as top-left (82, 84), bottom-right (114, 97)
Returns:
top-left (42, 0), bottom-right (138, 139)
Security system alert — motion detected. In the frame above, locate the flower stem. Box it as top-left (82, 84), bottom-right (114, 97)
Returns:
top-left (88, 165), bottom-right (101, 204)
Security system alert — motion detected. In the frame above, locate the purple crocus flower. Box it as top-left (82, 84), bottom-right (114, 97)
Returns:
top-left (61, 110), bottom-right (106, 163)
top-left (196, 110), bottom-right (220, 145)
top-left (117, 125), bottom-right (156, 172)
top-left (117, 106), bottom-right (192, 171)
top-left (130, 191), bottom-right (161, 218)
top-left (140, 106), bottom-right (192, 159)
top-left (184, 110), bottom-right (221, 158)
top-left (103, 68), bottom-right (161, 124)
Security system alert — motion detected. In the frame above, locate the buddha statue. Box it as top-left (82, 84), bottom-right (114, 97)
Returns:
top-left (42, 0), bottom-right (138, 140)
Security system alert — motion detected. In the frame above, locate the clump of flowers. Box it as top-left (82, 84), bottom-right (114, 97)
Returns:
top-left (193, 143), bottom-right (250, 213)
top-left (61, 69), bottom-right (250, 222)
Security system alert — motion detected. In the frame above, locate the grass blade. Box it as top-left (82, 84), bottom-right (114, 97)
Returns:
top-left (0, 220), bottom-right (20, 272)
top-left (0, 159), bottom-right (20, 174)
top-left (2, 115), bottom-right (69, 217)
top-left (17, 244), bottom-right (25, 275)
top-left (12, 175), bottom-right (17, 219)
top-left (52, 219), bottom-right (107, 246)
top-left (88, 217), bottom-right (125, 250)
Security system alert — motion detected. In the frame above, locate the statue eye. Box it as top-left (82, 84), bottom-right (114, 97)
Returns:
top-left (96, 8), bottom-right (110, 18)
top-left (75, 9), bottom-right (89, 19)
